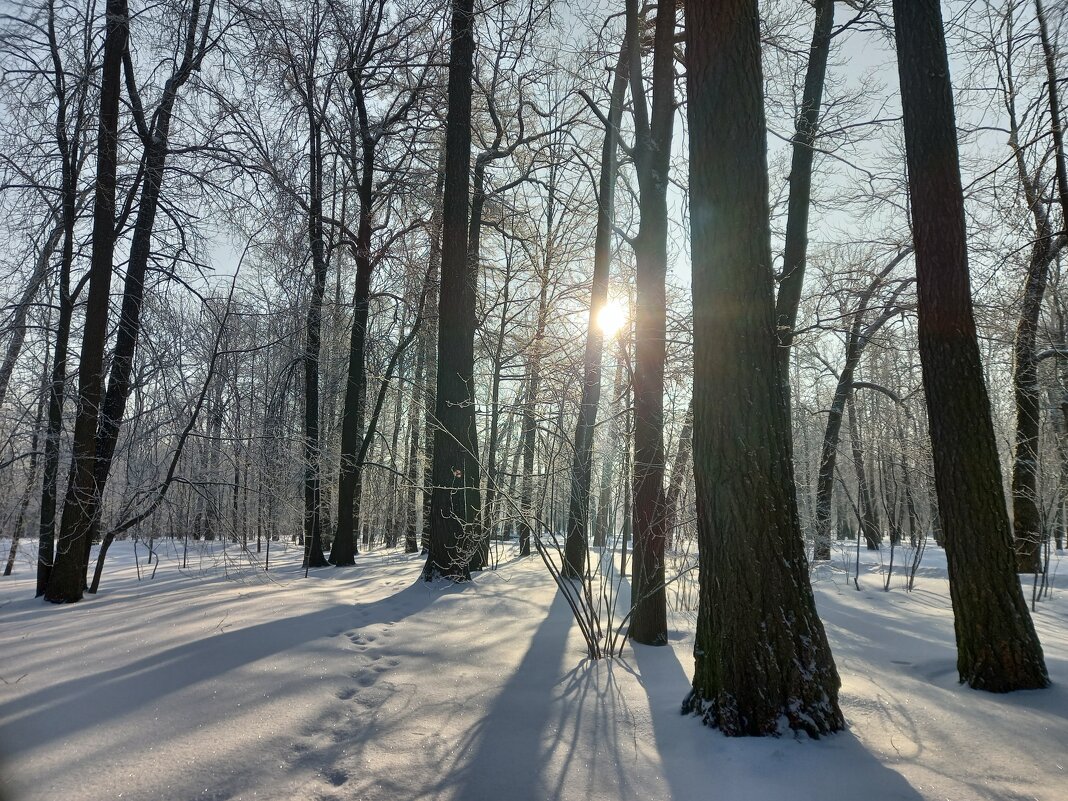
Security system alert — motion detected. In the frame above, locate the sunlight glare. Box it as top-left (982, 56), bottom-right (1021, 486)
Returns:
top-left (596, 301), bottom-right (627, 338)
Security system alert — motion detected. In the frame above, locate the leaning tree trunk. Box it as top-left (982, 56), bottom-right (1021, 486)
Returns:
top-left (563, 40), bottom-right (629, 579)
top-left (423, 0), bottom-right (481, 581)
top-left (626, 0), bottom-right (674, 647)
top-left (892, 0), bottom-right (1048, 690)
top-left (774, 0), bottom-right (835, 393)
top-left (0, 223), bottom-right (62, 408)
top-left (45, 0), bottom-right (130, 603)
top-left (682, 0), bottom-right (845, 736)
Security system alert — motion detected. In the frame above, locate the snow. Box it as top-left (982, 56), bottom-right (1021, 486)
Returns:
top-left (0, 539), bottom-right (1065, 801)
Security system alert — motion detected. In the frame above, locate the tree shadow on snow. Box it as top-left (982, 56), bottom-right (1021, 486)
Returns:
top-left (433, 589), bottom-right (578, 801)
top-left (0, 575), bottom-right (448, 759)
top-left (631, 641), bottom-right (929, 801)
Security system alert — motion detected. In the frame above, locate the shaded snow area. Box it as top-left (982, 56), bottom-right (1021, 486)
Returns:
top-left (1, 540), bottom-right (1065, 801)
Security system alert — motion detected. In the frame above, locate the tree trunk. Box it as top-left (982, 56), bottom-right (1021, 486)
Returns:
top-left (518, 281), bottom-right (549, 557)
top-left (332, 92), bottom-right (376, 566)
top-left (405, 331), bottom-right (427, 553)
top-left (774, 0), bottom-right (835, 390)
top-left (682, 0), bottom-right (844, 736)
top-left (663, 397), bottom-right (694, 549)
top-left (5, 350), bottom-right (49, 576)
top-left (1010, 0), bottom-right (1068, 572)
top-left (626, 0), bottom-right (674, 647)
top-left (88, 4), bottom-right (212, 589)
top-left (563, 40), bottom-right (629, 579)
top-left (420, 157), bottom-right (445, 554)
top-left (892, 0), bottom-right (1048, 690)
top-left (45, 0), bottom-right (130, 603)
top-left (847, 395), bottom-right (881, 550)
top-left (302, 109), bottom-right (329, 570)
top-left (423, 0), bottom-right (480, 581)
top-left (1010, 239), bottom-right (1052, 573)
top-left (0, 223), bottom-right (62, 408)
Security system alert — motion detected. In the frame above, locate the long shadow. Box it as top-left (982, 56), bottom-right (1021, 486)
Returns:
top-left (631, 641), bottom-right (929, 801)
top-left (440, 590), bottom-right (575, 801)
top-left (0, 575), bottom-right (448, 756)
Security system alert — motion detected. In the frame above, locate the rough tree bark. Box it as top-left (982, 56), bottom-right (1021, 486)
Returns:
top-left (423, 0), bottom-right (480, 581)
top-left (682, 0), bottom-right (845, 736)
top-left (892, 0), bottom-right (1049, 690)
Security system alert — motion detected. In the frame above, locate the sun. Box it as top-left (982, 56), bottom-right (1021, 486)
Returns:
top-left (596, 300), bottom-right (627, 338)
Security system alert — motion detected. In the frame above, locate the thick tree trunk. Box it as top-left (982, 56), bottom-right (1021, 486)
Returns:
top-left (892, 0), bottom-right (1048, 690)
top-left (45, 0), bottom-right (130, 603)
top-left (423, 0), bottom-right (480, 581)
top-left (682, 0), bottom-right (844, 736)
top-left (563, 41), bottom-right (629, 579)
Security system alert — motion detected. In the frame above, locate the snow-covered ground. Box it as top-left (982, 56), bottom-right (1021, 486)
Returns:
top-left (0, 538), bottom-right (1065, 801)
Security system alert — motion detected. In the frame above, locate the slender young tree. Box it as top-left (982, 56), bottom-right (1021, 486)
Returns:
top-left (774, 0), bottom-right (834, 388)
top-left (682, 0), bottom-right (844, 736)
top-left (563, 40), bottom-right (629, 579)
top-left (1009, 0), bottom-right (1068, 573)
top-left (892, 0), bottom-right (1048, 690)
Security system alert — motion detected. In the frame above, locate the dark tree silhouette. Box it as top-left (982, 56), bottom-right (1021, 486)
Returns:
top-left (45, 0), bottom-right (130, 603)
top-left (423, 0), bottom-right (481, 581)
